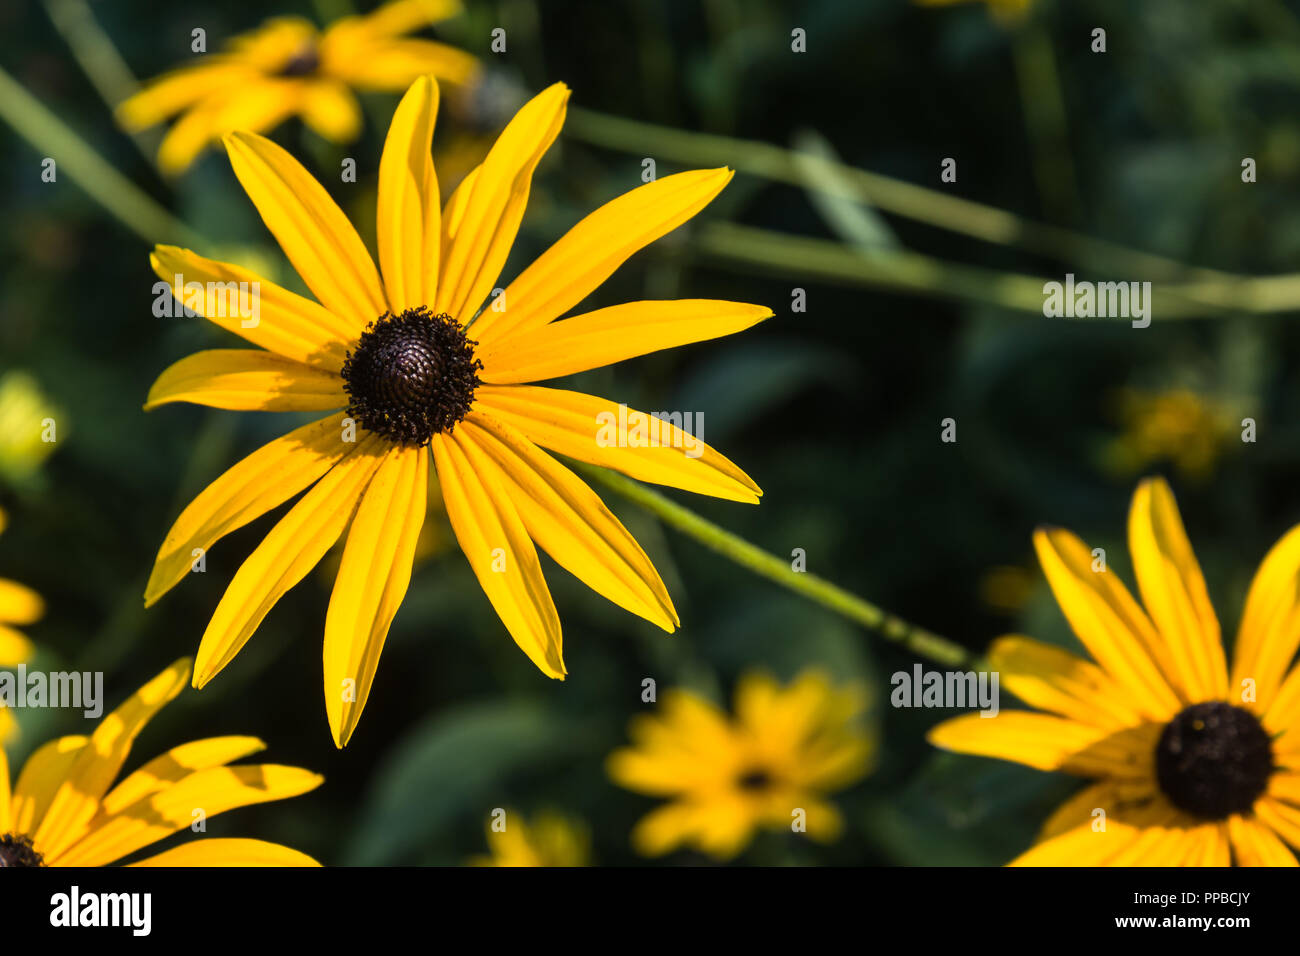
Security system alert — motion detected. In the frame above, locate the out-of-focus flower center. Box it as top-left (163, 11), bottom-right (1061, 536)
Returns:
top-left (0, 833), bottom-right (45, 867)
top-left (1154, 702), bottom-right (1273, 820)
top-left (736, 768), bottom-right (774, 792)
top-left (277, 44), bottom-right (320, 77)
top-left (341, 307), bottom-right (482, 446)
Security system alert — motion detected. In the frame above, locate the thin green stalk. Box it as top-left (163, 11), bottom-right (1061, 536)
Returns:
top-left (0, 64), bottom-right (205, 247)
top-left (564, 105), bottom-right (1233, 284)
top-left (576, 463), bottom-right (974, 668)
top-left (1011, 17), bottom-right (1079, 225)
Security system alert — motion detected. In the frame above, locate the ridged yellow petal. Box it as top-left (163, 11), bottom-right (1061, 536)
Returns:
top-left (377, 76), bottom-right (440, 313)
top-left (473, 385), bottom-right (761, 503)
top-left (10, 735), bottom-right (88, 837)
top-left (480, 299), bottom-right (772, 384)
top-left (150, 245), bottom-right (356, 370)
top-left (988, 635), bottom-right (1142, 729)
top-left (462, 412), bottom-right (677, 631)
top-left (927, 711), bottom-right (1144, 775)
top-left (145, 412), bottom-right (352, 607)
top-left (324, 445), bottom-right (426, 748)
top-left (1233, 521), bottom-right (1300, 715)
top-left (193, 437), bottom-right (385, 688)
top-left (97, 737), bottom-right (267, 817)
top-left (225, 130), bottom-right (387, 326)
top-left (127, 837), bottom-right (321, 867)
top-left (432, 428), bottom-right (564, 678)
top-left (1228, 814), bottom-right (1299, 866)
top-left (472, 168), bottom-right (733, 347)
top-left (1127, 477), bottom-right (1227, 701)
top-left (144, 349), bottom-right (347, 412)
top-left (434, 83), bottom-right (568, 322)
top-left (33, 659), bottom-right (190, 861)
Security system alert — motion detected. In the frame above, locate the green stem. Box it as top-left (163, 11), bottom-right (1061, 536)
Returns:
top-left (576, 463), bottom-right (974, 668)
top-left (564, 105), bottom-right (1232, 284)
top-left (0, 64), bottom-right (205, 247)
top-left (1011, 17), bottom-right (1079, 225)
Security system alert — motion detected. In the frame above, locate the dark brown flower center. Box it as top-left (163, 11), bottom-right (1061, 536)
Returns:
top-left (736, 769), bottom-right (774, 792)
top-left (277, 44), bottom-right (320, 77)
top-left (341, 307), bottom-right (482, 446)
top-left (1155, 702), bottom-right (1273, 820)
top-left (0, 833), bottom-right (45, 867)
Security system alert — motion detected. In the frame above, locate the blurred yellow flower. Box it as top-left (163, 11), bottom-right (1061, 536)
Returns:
top-left (0, 507), bottom-right (42, 742)
top-left (1104, 387), bottom-right (1235, 482)
top-left (931, 478), bottom-right (1300, 866)
top-left (0, 658), bottom-right (322, 866)
top-left (117, 0), bottom-right (479, 174)
top-left (0, 372), bottom-right (63, 485)
top-left (469, 809), bottom-right (590, 867)
top-left (608, 670), bottom-right (873, 860)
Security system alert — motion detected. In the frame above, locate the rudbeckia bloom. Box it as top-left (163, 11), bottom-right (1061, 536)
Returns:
top-left (0, 507), bottom-right (42, 741)
top-left (607, 670), bottom-right (872, 859)
top-left (469, 809), bottom-right (589, 867)
top-left (0, 659), bottom-right (321, 866)
top-left (117, 0), bottom-right (478, 175)
top-left (144, 76), bottom-right (770, 747)
top-left (930, 477), bottom-right (1300, 866)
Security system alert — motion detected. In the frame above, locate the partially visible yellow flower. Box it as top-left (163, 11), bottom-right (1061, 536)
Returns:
top-left (1104, 387), bottom-right (1236, 482)
top-left (118, 0), bottom-right (479, 174)
top-left (0, 372), bottom-right (63, 485)
top-left (931, 478), bottom-right (1300, 866)
top-left (0, 658), bottom-right (322, 867)
top-left (608, 670), bottom-right (873, 860)
top-left (469, 809), bottom-right (590, 867)
top-left (0, 507), bottom-right (42, 742)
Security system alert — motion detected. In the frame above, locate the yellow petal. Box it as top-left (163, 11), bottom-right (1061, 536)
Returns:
top-left (34, 659), bottom-right (191, 861)
top-left (323, 444), bottom-right (426, 748)
top-left (1127, 477), bottom-right (1227, 702)
top-left (1254, 796), bottom-right (1300, 851)
top-left (356, 0), bottom-right (463, 35)
top-left (0, 625), bottom-right (35, 664)
top-left (0, 744), bottom-right (9, 834)
top-left (128, 837), bottom-right (320, 867)
top-left (988, 635), bottom-right (1143, 730)
top-left (10, 735), bottom-right (88, 837)
top-left (377, 76), bottom-right (441, 313)
top-left (1233, 522), bottom-right (1300, 718)
top-left (224, 130), bottom-right (387, 326)
top-left (474, 385), bottom-right (761, 503)
top-left (159, 80), bottom-right (305, 176)
top-left (193, 437), bottom-right (386, 688)
top-left (471, 168), bottom-right (733, 347)
top-left (97, 737), bottom-right (267, 817)
top-left (145, 412), bottom-right (352, 607)
top-left (1228, 813), bottom-right (1299, 866)
top-left (1033, 526), bottom-right (1182, 718)
top-left (116, 61), bottom-right (256, 130)
top-left (434, 83), bottom-right (568, 323)
top-left (431, 428), bottom-right (564, 678)
top-left (300, 79), bottom-right (362, 143)
top-left (327, 38), bottom-right (479, 90)
top-left (150, 245), bottom-right (357, 370)
top-left (480, 299), bottom-right (772, 384)
top-left (145, 349), bottom-right (347, 412)
top-left (462, 412), bottom-right (677, 630)
top-left (54, 764), bottom-right (323, 867)
top-left (927, 711), bottom-right (1152, 776)
top-left (0, 578), bottom-right (43, 626)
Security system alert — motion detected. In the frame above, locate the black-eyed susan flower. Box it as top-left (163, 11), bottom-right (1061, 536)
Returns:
top-left (117, 0), bottom-right (478, 175)
top-left (143, 76), bottom-right (771, 748)
top-left (0, 658), bottom-right (321, 867)
top-left (930, 477), bottom-right (1300, 866)
top-left (0, 507), bottom-right (42, 742)
top-left (607, 670), bottom-right (872, 860)
top-left (469, 809), bottom-right (589, 867)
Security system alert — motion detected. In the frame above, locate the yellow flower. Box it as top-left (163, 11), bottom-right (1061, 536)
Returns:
top-left (117, 0), bottom-right (478, 175)
top-left (0, 659), bottom-right (321, 866)
top-left (1104, 387), bottom-right (1235, 482)
top-left (930, 477), bottom-right (1300, 866)
top-left (0, 372), bottom-right (63, 484)
top-left (469, 809), bottom-right (590, 867)
top-left (0, 507), bottom-right (43, 742)
top-left (608, 670), bottom-right (873, 860)
top-left (143, 76), bottom-right (770, 748)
